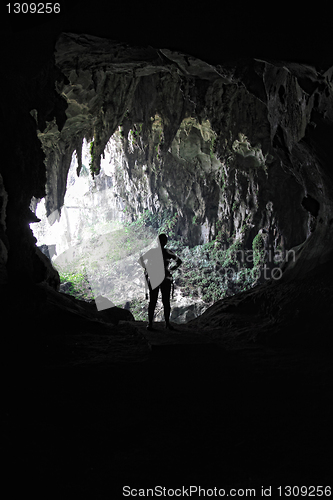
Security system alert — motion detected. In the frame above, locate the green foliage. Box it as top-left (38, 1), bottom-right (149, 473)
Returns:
top-left (220, 168), bottom-right (226, 185)
top-left (58, 269), bottom-right (94, 300)
top-left (220, 239), bottom-right (241, 267)
top-left (89, 140), bottom-right (99, 178)
top-left (126, 208), bottom-right (179, 240)
top-left (240, 214), bottom-right (252, 234)
top-left (129, 124), bottom-right (143, 146)
top-left (210, 136), bottom-right (217, 158)
top-left (171, 232), bottom-right (260, 304)
top-left (252, 232), bottom-right (265, 268)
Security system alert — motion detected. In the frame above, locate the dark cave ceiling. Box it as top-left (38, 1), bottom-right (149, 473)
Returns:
top-left (3, 0), bottom-right (333, 79)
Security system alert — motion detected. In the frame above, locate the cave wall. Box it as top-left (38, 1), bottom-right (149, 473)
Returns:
top-left (1, 32), bottom-right (333, 288)
top-left (0, 58), bottom-right (67, 287)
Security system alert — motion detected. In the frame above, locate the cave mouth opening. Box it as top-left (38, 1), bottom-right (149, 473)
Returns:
top-left (29, 119), bottom-right (287, 324)
top-left (27, 35), bottom-right (312, 322)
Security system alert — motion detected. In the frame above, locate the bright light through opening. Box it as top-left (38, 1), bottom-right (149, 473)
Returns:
top-left (30, 136), bottom-right (158, 310)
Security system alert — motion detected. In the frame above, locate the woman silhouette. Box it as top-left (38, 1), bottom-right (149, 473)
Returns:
top-left (138, 233), bottom-right (182, 330)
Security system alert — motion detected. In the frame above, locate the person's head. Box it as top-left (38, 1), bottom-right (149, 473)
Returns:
top-left (158, 233), bottom-right (168, 248)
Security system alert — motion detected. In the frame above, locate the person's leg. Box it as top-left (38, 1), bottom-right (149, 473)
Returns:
top-left (148, 286), bottom-right (159, 328)
top-left (161, 279), bottom-right (172, 327)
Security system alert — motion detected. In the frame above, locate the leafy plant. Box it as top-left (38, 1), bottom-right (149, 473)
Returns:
top-left (252, 232), bottom-right (265, 268)
top-left (89, 140), bottom-right (99, 178)
top-left (58, 269), bottom-right (94, 300)
top-left (210, 136), bottom-right (217, 158)
top-left (125, 208), bottom-right (179, 240)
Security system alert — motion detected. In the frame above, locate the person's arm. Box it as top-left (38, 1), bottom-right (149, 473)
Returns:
top-left (169, 254), bottom-right (182, 272)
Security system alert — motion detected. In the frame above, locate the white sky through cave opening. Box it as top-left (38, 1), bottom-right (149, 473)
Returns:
top-left (30, 136), bottom-right (158, 310)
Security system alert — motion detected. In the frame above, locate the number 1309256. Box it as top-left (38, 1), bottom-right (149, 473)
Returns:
top-left (6, 3), bottom-right (61, 14)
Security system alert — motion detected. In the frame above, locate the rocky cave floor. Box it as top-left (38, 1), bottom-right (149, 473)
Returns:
top-left (2, 273), bottom-right (333, 499)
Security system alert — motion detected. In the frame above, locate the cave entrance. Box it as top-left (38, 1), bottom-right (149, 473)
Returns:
top-left (29, 34), bottom-right (307, 322)
top-left (29, 115), bottom-right (286, 323)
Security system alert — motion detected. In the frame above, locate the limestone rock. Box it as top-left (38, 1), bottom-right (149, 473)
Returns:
top-left (170, 297), bottom-right (209, 324)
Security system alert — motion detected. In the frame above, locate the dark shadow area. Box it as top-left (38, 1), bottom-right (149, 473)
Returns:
top-left (301, 195), bottom-right (320, 217)
top-left (2, 274), bottom-right (332, 497)
top-left (5, 337), bottom-right (332, 498)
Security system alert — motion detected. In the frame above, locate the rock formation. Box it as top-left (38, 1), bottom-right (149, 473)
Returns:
top-left (35, 34), bottom-right (333, 277)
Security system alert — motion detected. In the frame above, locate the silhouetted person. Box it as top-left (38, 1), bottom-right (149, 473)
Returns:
top-left (138, 233), bottom-right (182, 331)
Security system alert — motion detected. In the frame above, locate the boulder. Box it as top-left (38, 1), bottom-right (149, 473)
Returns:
top-left (155, 296), bottom-right (209, 324)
